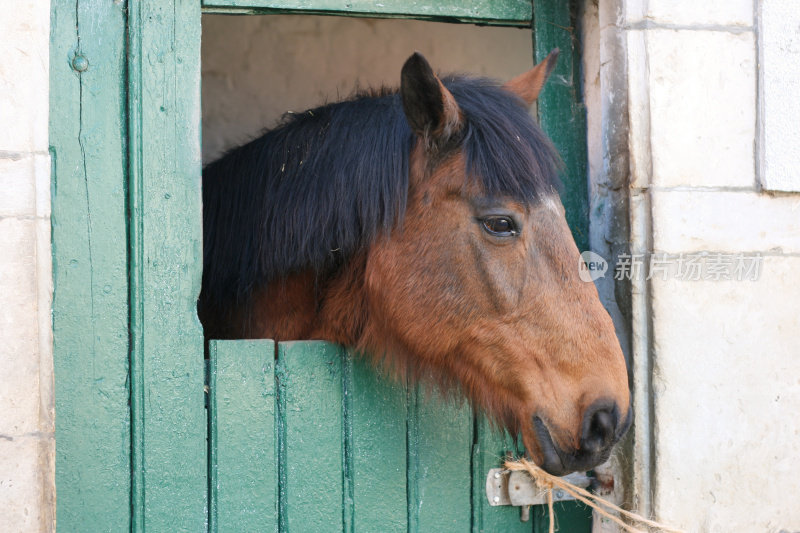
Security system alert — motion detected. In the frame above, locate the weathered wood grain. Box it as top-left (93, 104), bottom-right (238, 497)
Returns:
top-left (277, 341), bottom-right (345, 532)
top-left (344, 351), bottom-right (408, 532)
top-left (209, 340), bottom-right (277, 533)
top-left (408, 385), bottom-right (472, 532)
top-left (127, 0), bottom-right (207, 529)
top-left (50, 0), bottom-right (131, 529)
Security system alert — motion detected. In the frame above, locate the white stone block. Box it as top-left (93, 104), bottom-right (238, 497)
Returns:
top-left (34, 153), bottom-right (51, 218)
top-left (760, 0), bottom-right (800, 192)
top-left (647, 30), bottom-right (756, 188)
top-left (0, 1), bottom-right (50, 152)
top-left (651, 190), bottom-right (800, 254)
top-left (35, 217), bottom-right (54, 431)
top-left (650, 256), bottom-right (800, 530)
top-left (0, 156), bottom-right (35, 217)
top-left (0, 438), bottom-right (43, 533)
top-left (0, 154), bottom-right (49, 218)
top-left (626, 29), bottom-right (652, 189)
top-left (0, 219), bottom-right (39, 436)
top-left (623, 0), bottom-right (648, 25)
top-left (646, 0), bottom-right (753, 27)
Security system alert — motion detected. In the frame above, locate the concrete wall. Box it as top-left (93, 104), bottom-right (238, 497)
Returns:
top-left (617, 0), bottom-right (800, 530)
top-left (0, 2), bottom-right (54, 532)
top-left (760, 1), bottom-right (800, 192)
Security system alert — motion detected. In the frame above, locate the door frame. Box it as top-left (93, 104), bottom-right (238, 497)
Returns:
top-left (50, 0), bottom-right (588, 529)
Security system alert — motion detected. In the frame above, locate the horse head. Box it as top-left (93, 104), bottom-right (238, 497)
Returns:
top-left (358, 52), bottom-right (631, 474)
top-left (200, 51), bottom-right (631, 475)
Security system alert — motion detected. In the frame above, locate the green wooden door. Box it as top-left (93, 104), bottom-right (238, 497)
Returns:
top-left (208, 341), bottom-right (474, 532)
top-left (51, 0), bottom-right (206, 529)
top-left (50, 0), bottom-right (590, 530)
top-left (208, 341), bottom-right (591, 533)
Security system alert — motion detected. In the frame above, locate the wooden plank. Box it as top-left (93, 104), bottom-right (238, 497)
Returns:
top-left (533, 501), bottom-right (593, 533)
top-left (201, 0), bottom-right (531, 26)
top-left (533, 0), bottom-right (590, 251)
top-left (343, 352), bottom-right (408, 532)
top-left (127, 0), bottom-right (207, 530)
top-left (408, 385), bottom-right (472, 532)
top-left (277, 341), bottom-right (345, 532)
top-left (209, 340), bottom-right (277, 533)
top-left (472, 417), bottom-right (531, 533)
top-left (50, 0), bottom-right (131, 529)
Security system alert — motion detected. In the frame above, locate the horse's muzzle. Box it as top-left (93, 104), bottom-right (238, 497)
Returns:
top-left (534, 401), bottom-right (632, 476)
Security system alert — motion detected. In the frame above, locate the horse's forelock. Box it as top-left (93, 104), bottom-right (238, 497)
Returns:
top-left (443, 77), bottom-right (563, 202)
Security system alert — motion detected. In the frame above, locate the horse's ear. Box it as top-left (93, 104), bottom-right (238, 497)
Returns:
top-left (503, 48), bottom-right (560, 106)
top-left (401, 52), bottom-right (463, 141)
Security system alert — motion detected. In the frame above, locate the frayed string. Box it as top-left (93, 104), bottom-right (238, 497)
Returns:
top-left (505, 458), bottom-right (686, 533)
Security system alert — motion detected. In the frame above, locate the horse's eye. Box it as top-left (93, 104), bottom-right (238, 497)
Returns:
top-left (481, 216), bottom-right (519, 237)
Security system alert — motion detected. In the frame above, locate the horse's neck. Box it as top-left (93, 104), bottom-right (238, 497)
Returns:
top-left (244, 271), bottom-right (319, 340)
top-left (246, 256), bottom-right (368, 344)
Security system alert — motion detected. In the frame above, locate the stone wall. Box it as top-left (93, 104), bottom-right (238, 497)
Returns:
top-left (619, 0), bottom-right (800, 530)
top-left (0, 2), bottom-right (54, 532)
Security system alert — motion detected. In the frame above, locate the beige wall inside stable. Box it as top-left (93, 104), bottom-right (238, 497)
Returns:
top-left (201, 14), bottom-right (534, 163)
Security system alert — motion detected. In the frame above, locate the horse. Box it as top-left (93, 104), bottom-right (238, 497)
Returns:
top-left (199, 50), bottom-right (631, 475)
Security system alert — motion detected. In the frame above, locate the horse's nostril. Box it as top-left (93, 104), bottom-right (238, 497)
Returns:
top-left (533, 405), bottom-right (626, 475)
top-left (582, 406), bottom-right (617, 455)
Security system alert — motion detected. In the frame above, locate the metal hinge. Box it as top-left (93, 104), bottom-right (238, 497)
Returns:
top-left (486, 468), bottom-right (612, 522)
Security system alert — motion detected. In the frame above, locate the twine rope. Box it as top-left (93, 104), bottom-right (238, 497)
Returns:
top-left (504, 459), bottom-right (686, 533)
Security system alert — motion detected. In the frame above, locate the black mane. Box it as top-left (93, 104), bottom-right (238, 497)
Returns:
top-left (201, 76), bottom-right (561, 312)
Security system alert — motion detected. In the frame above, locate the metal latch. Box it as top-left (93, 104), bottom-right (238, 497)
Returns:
top-left (486, 468), bottom-right (608, 522)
